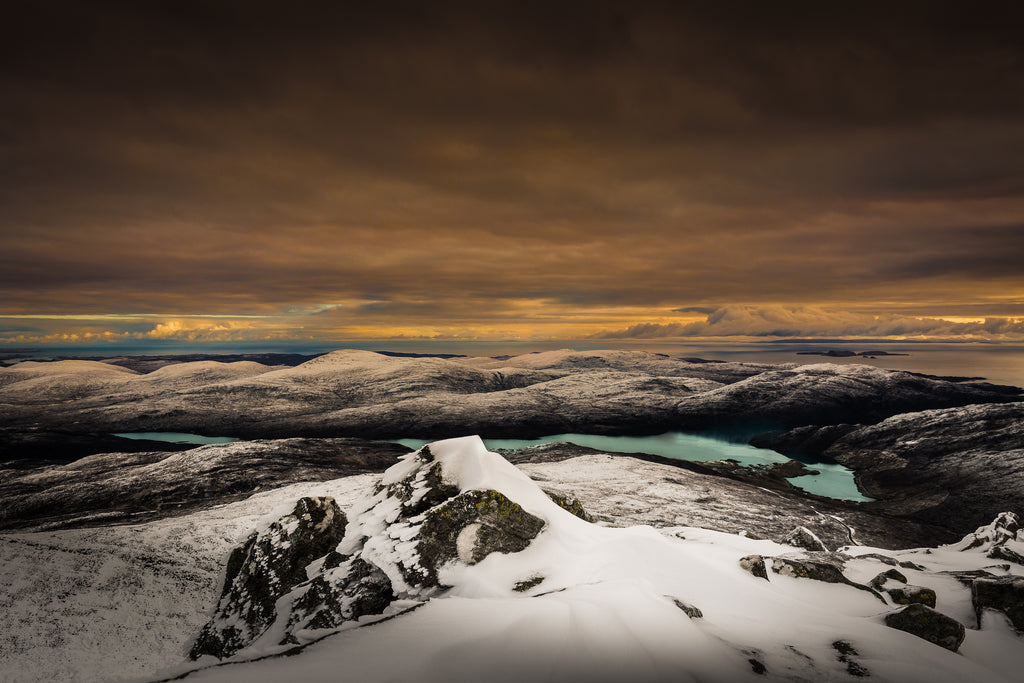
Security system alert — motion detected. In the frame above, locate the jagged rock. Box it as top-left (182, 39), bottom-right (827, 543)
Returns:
top-left (971, 575), bottom-right (1024, 631)
top-left (283, 557), bottom-right (394, 638)
top-left (957, 511), bottom-right (1022, 550)
top-left (739, 554), bottom-right (769, 580)
top-left (669, 597), bottom-right (703, 619)
top-left (782, 526), bottom-right (828, 552)
top-left (869, 568), bottom-right (908, 589)
top-left (191, 439), bottom-right (555, 661)
top-left (885, 584), bottom-right (937, 608)
top-left (513, 576), bottom-right (545, 592)
top-left (771, 555), bottom-right (885, 603)
top-left (190, 496), bottom-right (348, 659)
top-left (413, 489), bottom-right (546, 588)
top-left (883, 603), bottom-right (965, 651)
top-left (989, 546), bottom-right (1024, 565)
top-left (952, 512), bottom-right (1024, 566)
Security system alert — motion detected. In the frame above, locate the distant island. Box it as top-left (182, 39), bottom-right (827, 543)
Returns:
top-left (796, 349), bottom-right (909, 358)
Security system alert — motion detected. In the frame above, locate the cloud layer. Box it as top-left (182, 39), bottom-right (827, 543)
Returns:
top-left (593, 306), bottom-right (1024, 341)
top-left (1, 2), bottom-right (1022, 341)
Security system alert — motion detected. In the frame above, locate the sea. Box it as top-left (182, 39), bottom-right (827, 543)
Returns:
top-left (3, 339), bottom-right (1022, 388)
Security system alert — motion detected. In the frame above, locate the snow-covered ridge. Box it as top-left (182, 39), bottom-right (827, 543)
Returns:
top-left (1, 349), bottom-right (1016, 440)
top-left (140, 437), bottom-right (1024, 683)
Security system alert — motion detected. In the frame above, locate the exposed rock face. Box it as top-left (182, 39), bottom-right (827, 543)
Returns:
top-left (413, 489), bottom-right (545, 588)
top-left (883, 604), bottom-right (966, 651)
top-left (189, 438), bottom-right (564, 660)
top-left (753, 403), bottom-right (1024, 536)
top-left (190, 497), bottom-right (348, 659)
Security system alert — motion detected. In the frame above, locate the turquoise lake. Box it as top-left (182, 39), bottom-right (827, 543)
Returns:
top-left (113, 432), bottom-right (239, 445)
top-left (394, 432), bottom-right (872, 502)
top-left (111, 431), bottom-right (869, 502)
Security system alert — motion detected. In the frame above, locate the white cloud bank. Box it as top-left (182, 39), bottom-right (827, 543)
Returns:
top-left (592, 305), bottom-right (1024, 341)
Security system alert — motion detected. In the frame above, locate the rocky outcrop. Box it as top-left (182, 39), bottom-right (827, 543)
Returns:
top-left (190, 497), bottom-right (349, 659)
top-left (951, 511), bottom-right (1024, 564)
top-left (411, 488), bottom-right (545, 588)
top-left (189, 438), bottom-right (567, 660)
top-left (883, 603), bottom-right (966, 651)
top-left (753, 404), bottom-right (1024, 536)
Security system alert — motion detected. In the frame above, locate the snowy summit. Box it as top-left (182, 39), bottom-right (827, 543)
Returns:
top-left (145, 436), bottom-right (1024, 683)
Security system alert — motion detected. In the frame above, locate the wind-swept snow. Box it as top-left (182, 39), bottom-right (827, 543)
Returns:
top-left (4, 437), bottom-right (1020, 683)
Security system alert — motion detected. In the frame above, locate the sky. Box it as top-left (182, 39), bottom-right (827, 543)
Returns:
top-left (2, 1), bottom-right (1023, 347)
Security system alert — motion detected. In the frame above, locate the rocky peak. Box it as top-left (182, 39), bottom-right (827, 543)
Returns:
top-left (189, 437), bottom-right (572, 660)
top-left (952, 511), bottom-right (1024, 565)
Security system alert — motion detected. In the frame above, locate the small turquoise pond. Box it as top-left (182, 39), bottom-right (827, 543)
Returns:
top-left (113, 432), bottom-right (239, 445)
top-left (394, 432), bottom-right (871, 502)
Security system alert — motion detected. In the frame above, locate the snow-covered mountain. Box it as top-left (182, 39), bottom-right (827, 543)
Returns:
top-left (1, 350), bottom-right (1017, 439)
top-left (3, 437), bottom-right (1022, 683)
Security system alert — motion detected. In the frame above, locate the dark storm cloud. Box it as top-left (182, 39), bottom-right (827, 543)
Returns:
top-left (1, 1), bottom-right (1022, 336)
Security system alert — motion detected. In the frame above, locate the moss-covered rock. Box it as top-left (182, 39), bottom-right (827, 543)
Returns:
top-left (414, 489), bottom-right (545, 588)
top-left (884, 603), bottom-right (965, 651)
top-left (544, 490), bottom-right (592, 522)
top-left (886, 584), bottom-right (937, 608)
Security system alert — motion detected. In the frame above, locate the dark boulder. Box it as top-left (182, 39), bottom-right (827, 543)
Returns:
top-left (883, 604), bottom-right (965, 651)
top-left (971, 575), bottom-right (1024, 631)
top-left (885, 584), bottom-right (937, 608)
top-left (869, 568), bottom-right (908, 589)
